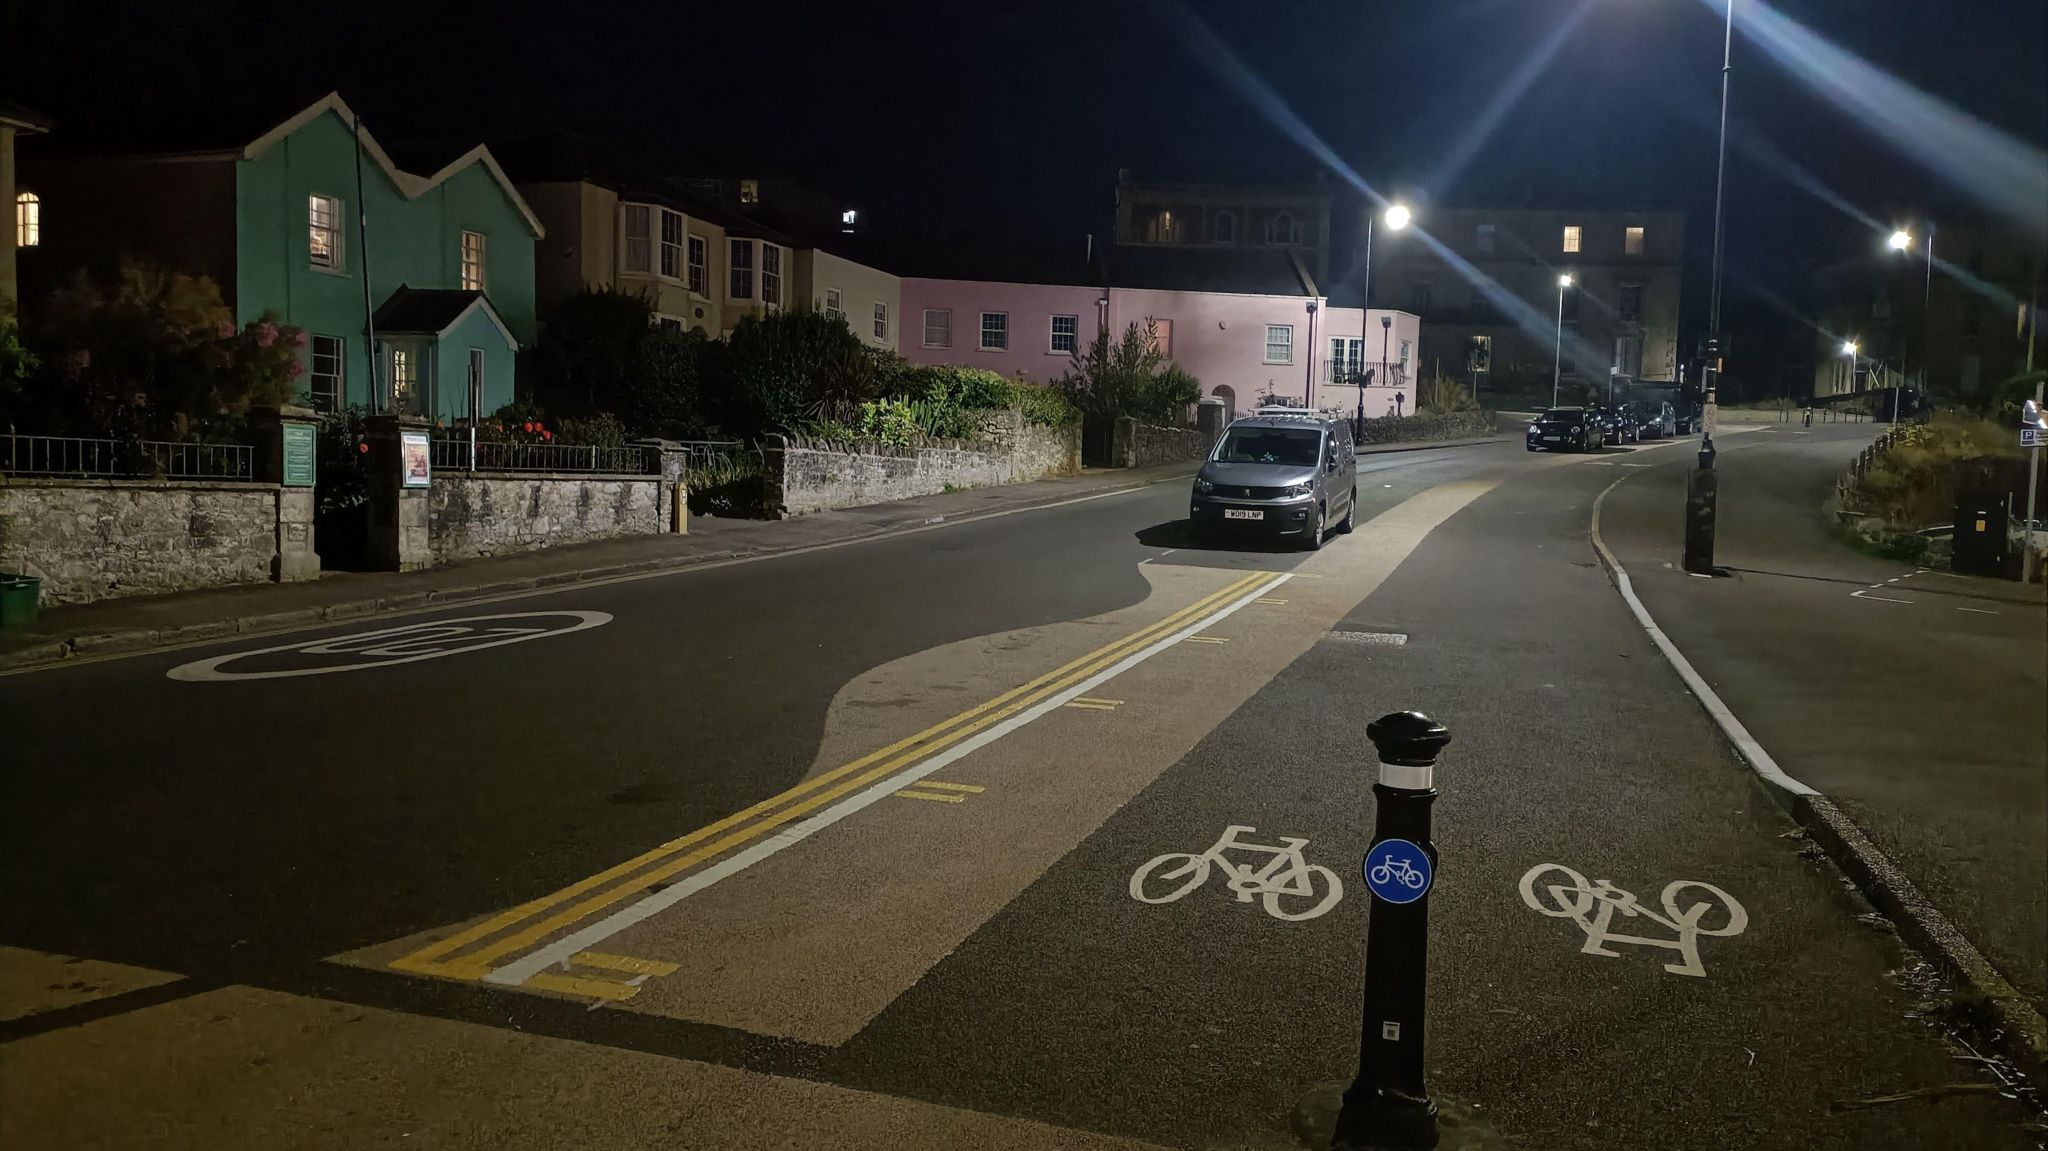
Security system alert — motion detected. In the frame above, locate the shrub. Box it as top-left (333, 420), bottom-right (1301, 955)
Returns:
top-left (532, 289), bottom-right (708, 439)
top-left (718, 310), bottom-right (878, 434)
top-left (1419, 372), bottom-right (1479, 414)
top-left (557, 412), bottom-right (628, 448)
top-left (1054, 319), bottom-right (1199, 425)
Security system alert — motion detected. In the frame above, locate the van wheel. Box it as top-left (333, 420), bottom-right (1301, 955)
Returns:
top-left (1304, 504), bottom-right (1326, 551)
top-left (1338, 488), bottom-right (1356, 534)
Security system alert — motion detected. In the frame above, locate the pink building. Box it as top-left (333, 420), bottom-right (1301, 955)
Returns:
top-left (900, 277), bottom-right (1419, 421)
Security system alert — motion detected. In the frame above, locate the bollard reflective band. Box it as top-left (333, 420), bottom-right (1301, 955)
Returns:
top-left (1378, 760), bottom-right (1434, 791)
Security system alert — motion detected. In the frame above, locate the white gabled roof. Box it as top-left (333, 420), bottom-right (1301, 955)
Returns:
top-left (242, 92), bottom-right (545, 239)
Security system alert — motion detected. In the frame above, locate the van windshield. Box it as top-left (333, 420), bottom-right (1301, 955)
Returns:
top-left (1215, 427), bottom-right (1322, 466)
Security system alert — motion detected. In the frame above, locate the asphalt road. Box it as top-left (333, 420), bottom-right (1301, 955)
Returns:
top-left (1601, 423), bottom-right (2048, 1009)
top-left (1, 435), bottom-right (2035, 1149)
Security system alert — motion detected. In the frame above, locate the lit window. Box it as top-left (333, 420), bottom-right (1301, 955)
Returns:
top-left (824, 288), bottom-right (844, 319)
top-left (309, 194), bottom-right (342, 270)
top-left (460, 230), bottom-right (486, 291)
top-left (729, 239), bottom-right (753, 298)
top-left (687, 235), bottom-right (707, 295)
top-left (1475, 224), bottom-right (1495, 255)
top-left (923, 308), bottom-right (953, 348)
top-left (1050, 314), bottom-right (1079, 354)
top-left (980, 312), bottom-right (1008, 350)
top-left (390, 346), bottom-right (417, 411)
top-left (760, 244), bottom-right (782, 306)
top-left (739, 179), bottom-right (759, 204)
top-left (14, 191), bottom-right (40, 248)
top-left (1150, 210), bottom-right (1178, 243)
top-left (1213, 211), bottom-right (1235, 244)
top-left (623, 205), bottom-right (651, 273)
top-left (873, 302), bottom-right (889, 341)
top-left (659, 210), bottom-right (684, 279)
top-left (1562, 225), bottom-right (1582, 253)
top-left (1264, 324), bottom-right (1293, 364)
top-left (310, 335), bottom-right (343, 412)
top-left (1625, 226), bottom-right (1645, 256)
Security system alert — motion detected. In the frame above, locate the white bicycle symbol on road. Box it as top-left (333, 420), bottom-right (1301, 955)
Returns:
top-left (1129, 825), bottom-right (1344, 921)
top-left (1368, 854), bottom-right (1427, 891)
top-left (1519, 862), bottom-right (1748, 978)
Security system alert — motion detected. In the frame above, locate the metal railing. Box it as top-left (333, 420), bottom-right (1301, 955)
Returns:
top-left (2, 433), bottom-right (254, 480)
top-left (430, 437), bottom-right (654, 474)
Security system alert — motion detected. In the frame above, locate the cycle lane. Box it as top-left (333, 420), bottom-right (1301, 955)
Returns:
top-left (822, 458), bottom-right (2035, 1150)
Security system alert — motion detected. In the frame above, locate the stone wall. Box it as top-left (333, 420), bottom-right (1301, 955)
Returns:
top-left (428, 471), bottom-right (662, 562)
top-left (768, 416), bottom-right (1080, 517)
top-left (1355, 410), bottom-right (1496, 446)
top-left (0, 479), bottom-right (280, 605)
top-left (1113, 417), bottom-right (1218, 469)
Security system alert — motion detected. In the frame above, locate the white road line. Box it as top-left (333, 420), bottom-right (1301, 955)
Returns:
top-left (1589, 477), bottom-right (1818, 798)
top-left (483, 570), bottom-right (1295, 988)
top-left (1957, 607), bottom-right (1998, 615)
top-left (1850, 589), bottom-right (1915, 604)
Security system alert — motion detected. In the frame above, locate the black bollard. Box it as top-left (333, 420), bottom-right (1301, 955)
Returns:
top-left (1683, 466), bottom-right (1718, 574)
top-left (1333, 712), bottom-right (1451, 1151)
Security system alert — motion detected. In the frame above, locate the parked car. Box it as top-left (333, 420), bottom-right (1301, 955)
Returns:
top-left (1526, 407), bottom-right (1601, 452)
top-left (1674, 408), bottom-right (1698, 434)
top-left (1632, 401), bottom-right (1678, 439)
top-left (1190, 413), bottom-right (1358, 550)
top-left (1597, 404), bottom-right (1641, 445)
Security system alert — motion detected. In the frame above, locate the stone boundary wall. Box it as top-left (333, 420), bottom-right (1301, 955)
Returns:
top-left (1113, 418), bottom-right (1217, 468)
top-left (767, 417), bottom-right (1081, 517)
top-left (0, 478), bottom-right (281, 605)
top-left (428, 471), bottom-right (662, 562)
top-left (1355, 410), bottom-right (1496, 446)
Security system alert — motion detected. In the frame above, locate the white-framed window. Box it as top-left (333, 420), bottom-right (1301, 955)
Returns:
top-left (310, 335), bottom-right (344, 412)
top-left (14, 191), bottom-right (40, 248)
top-left (1614, 335), bottom-right (1643, 379)
top-left (460, 230), bottom-right (486, 291)
top-left (729, 238), bottom-right (754, 298)
top-left (824, 288), bottom-right (844, 319)
top-left (687, 234), bottom-right (707, 295)
top-left (1475, 223), bottom-right (1495, 255)
top-left (1562, 224), bottom-right (1582, 253)
top-left (1050, 314), bottom-right (1079, 354)
top-left (390, 346), bottom-right (417, 412)
top-left (1328, 336), bottom-right (1364, 384)
top-left (1625, 225), bottom-right (1645, 256)
top-left (1263, 324), bottom-right (1294, 364)
top-left (980, 311), bottom-right (1009, 350)
top-left (1213, 211), bottom-right (1236, 243)
top-left (308, 193), bottom-right (342, 270)
top-left (1399, 338), bottom-right (1413, 374)
top-left (923, 308), bottom-right (953, 348)
top-left (1266, 212), bottom-right (1300, 245)
top-left (659, 210), bottom-right (685, 279)
top-left (760, 244), bottom-right (782, 306)
top-left (873, 301), bottom-right (889, 341)
top-left (623, 205), bottom-right (651, 273)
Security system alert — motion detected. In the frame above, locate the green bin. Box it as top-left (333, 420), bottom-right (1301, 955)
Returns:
top-left (0, 573), bottom-right (40, 630)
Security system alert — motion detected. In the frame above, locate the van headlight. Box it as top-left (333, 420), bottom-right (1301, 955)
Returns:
top-left (1193, 477), bottom-right (1214, 495)
top-left (1285, 481), bottom-right (1313, 498)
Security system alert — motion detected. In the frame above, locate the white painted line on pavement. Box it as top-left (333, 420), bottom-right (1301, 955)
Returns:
top-left (1588, 477), bottom-right (1819, 797)
top-left (1957, 606), bottom-right (1998, 615)
top-left (1850, 589), bottom-right (1914, 604)
top-left (483, 570), bottom-right (1295, 988)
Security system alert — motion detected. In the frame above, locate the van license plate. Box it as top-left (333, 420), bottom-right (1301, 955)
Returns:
top-left (1224, 509), bottom-right (1263, 521)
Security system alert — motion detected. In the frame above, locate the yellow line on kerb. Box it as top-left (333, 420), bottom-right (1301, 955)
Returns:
top-left (393, 570), bottom-right (1268, 979)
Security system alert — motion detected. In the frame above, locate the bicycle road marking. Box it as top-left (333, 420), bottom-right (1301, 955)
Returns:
top-left (1519, 863), bottom-right (1748, 978)
top-left (165, 611), bottom-right (613, 681)
top-left (1129, 824), bottom-right (1344, 922)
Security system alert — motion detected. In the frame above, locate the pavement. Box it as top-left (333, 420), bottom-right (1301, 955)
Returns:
top-left (2, 433), bottom-right (2038, 1150)
top-left (1600, 423), bottom-right (2048, 1016)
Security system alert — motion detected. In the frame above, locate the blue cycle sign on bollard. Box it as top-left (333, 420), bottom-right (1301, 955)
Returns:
top-left (1364, 838), bottom-right (1432, 905)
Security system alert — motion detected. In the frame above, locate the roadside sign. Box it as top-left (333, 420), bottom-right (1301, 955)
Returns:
top-left (282, 422), bottom-right (316, 487)
top-left (1363, 838), bottom-right (1432, 904)
top-left (401, 430), bottom-right (431, 488)
top-left (2024, 428), bottom-right (2042, 448)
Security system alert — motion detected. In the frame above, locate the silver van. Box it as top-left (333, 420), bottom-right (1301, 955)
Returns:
top-left (1189, 413), bottom-right (1357, 550)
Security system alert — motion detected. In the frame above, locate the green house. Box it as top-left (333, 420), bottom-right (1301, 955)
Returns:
top-left (19, 93), bottom-right (542, 420)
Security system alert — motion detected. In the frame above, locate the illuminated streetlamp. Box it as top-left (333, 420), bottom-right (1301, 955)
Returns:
top-left (1886, 223), bottom-right (1933, 424)
top-left (1841, 340), bottom-right (1858, 395)
top-left (1552, 274), bottom-right (1573, 408)
top-left (1357, 202), bottom-right (1413, 428)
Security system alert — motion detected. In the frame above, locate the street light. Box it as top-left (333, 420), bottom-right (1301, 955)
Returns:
top-left (1552, 274), bottom-right (1573, 408)
top-left (1357, 202), bottom-right (1413, 428)
top-left (1841, 340), bottom-right (1858, 395)
top-left (1886, 223), bottom-right (1933, 424)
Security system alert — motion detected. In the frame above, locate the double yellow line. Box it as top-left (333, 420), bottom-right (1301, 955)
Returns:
top-left (393, 570), bottom-right (1271, 982)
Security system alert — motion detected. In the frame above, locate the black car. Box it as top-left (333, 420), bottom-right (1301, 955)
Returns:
top-left (1526, 407), bottom-right (1601, 452)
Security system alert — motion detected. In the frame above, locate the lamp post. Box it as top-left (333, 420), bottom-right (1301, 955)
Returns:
top-left (1552, 274), bottom-right (1573, 408)
top-left (1887, 225), bottom-right (1933, 423)
top-left (1357, 203), bottom-right (1412, 428)
top-left (1306, 299), bottom-right (1320, 409)
top-left (1381, 314), bottom-right (1394, 413)
top-left (1841, 340), bottom-right (1858, 400)
top-left (1703, 0), bottom-right (1734, 463)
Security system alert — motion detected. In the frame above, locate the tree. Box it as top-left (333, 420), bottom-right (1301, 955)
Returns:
top-left (1054, 319), bottom-right (1199, 425)
top-left (19, 263), bottom-right (300, 439)
top-left (716, 309), bottom-right (877, 434)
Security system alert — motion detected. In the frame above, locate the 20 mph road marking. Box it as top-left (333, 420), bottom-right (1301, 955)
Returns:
top-left (167, 611), bottom-right (613, 681)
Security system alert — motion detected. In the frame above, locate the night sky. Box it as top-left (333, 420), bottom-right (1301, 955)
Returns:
top-left (7, 0), bottom-right (2044, 394)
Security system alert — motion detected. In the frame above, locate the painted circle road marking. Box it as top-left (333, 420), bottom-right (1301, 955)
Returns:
top-left (165, 611), bottom-right (613, 681)
top-left (1363, 838), bottom-right (1432, 904)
